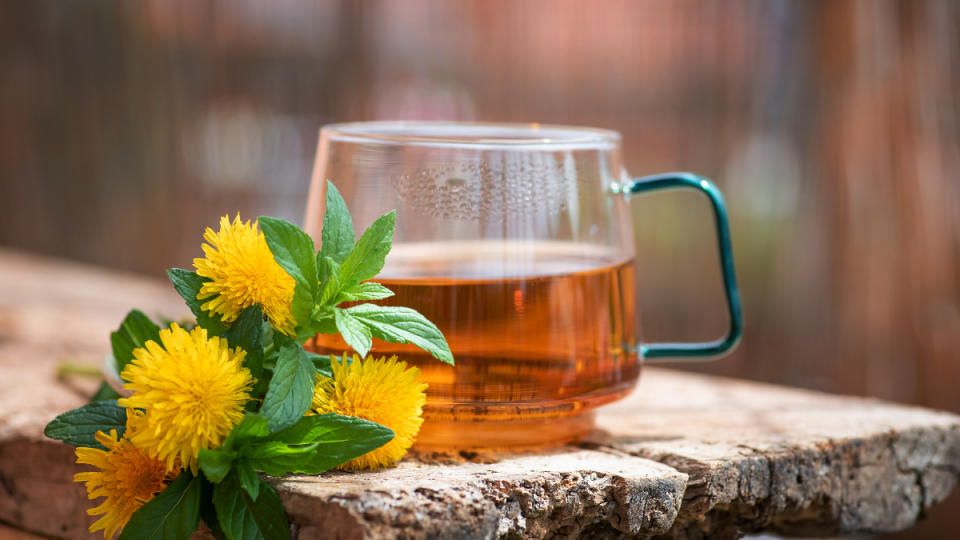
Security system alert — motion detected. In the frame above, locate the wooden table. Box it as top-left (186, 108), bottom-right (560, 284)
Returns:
top-left (1, 249), bottom-right (958, 539)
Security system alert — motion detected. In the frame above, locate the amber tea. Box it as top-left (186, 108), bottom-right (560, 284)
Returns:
top-left (311, 241), bottom-right (641, 448)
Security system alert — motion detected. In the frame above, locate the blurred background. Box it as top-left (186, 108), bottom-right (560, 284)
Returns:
top-left (1, 1), bottom-right (958, 537)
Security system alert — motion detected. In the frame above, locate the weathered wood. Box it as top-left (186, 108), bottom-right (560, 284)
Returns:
top-left (1, 248), bottom-right (958, 539)
top-left (595, 371), bottom-right (960, 538)
top-left (278, 451), bottom-right (685, 539)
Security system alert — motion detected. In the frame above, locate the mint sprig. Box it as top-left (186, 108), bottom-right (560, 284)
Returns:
top-left (260, 180), bottom-right (454, 365)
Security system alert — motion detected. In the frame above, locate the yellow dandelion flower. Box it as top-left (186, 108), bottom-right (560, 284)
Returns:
top-left (312, 354), bottom-right (427, 470)
top-left (73, 415), bottom-right (176, 539)
top-left (193, 215), bottom-right (296, 335)
top-left (118, 323), bottom-right (253, 472)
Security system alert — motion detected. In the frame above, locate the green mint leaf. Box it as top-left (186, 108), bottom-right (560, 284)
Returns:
top-left (334, 308), bottom-right (372, 358)
top-left (166, 269), bottom-right (229, 334)
top-left (337, 211), bottom-right (395, 290)
top-left (296, 415), bottom-right (394, 474)
top-left (305, 352), bottom-right (332, 378)
top-left (258, 216), bottom-right (318, 329)
top-left (198, 447), bottom-right (235, 484)
top-left (271, 412), bottom-right (388, 445)
top-left (221, 413), bottom-right (271, 452)
top-left (259, 337), bottom-right (315, 432)
top-left (242, 441), bottom-right (321, 477)
top-left (337, 281), bottom-right (395, 303)
top-left (249, 441), bottom-right (319, 458)
top-left (118, 472), bottom-right (202, 540)
top-left (44, 400), bottom-right (127, 449)
top-left (318, 256), bottom-right (342, 306)
top-left (344, 304), bottom-right (454, 365)
top-left (316, 251), bottom-right (328, 296)
top-left (228, 305), bottom-right (264, 379)
top-left (265, 413), bottom-right (394, 474)
top-left (89, 380), bottom-right (122, 402)
top-left (235, 460), bottom-right (261, 501)
top-left (294, 330), bottom-right (317, 347)
top-left (319, 181), bottom-right (356, 267)
top-left (311, 307), bottom-right (338, 335)
top-left (110, 309), bottom-right (161, 375)
top-left (251, 339), bottom-right (277, 399)
top-left (214, 471), bottom-right (290, 540)
top-left (202, 414), bottom-right (270, 484)
top-left (199, 481), bottom-right (228, 540)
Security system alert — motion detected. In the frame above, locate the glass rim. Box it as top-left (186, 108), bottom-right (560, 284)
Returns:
top-left (320, 121), bottom-right (621, 150)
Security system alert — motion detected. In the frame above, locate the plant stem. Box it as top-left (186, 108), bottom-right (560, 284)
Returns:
top-left (56, 362), bottom-right (101, 379)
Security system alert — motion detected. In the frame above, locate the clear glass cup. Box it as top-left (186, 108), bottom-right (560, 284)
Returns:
top-left (304, 122), bottom-right (741, 449)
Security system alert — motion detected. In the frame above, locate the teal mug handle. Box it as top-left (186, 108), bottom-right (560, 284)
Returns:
top-left (620, 172), bottom-right (743, 360)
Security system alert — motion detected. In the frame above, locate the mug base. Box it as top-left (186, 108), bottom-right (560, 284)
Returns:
top-left (412, 379), bottom-right (638, 450)
top-left (413, 410), bottom-right (597, 451)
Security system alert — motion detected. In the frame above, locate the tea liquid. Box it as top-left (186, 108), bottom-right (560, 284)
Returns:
top-left (311, 241), bottom-right (641, 448)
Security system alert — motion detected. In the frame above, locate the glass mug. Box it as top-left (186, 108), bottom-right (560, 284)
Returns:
top-left (304, 122), bottom-right (741, 449)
